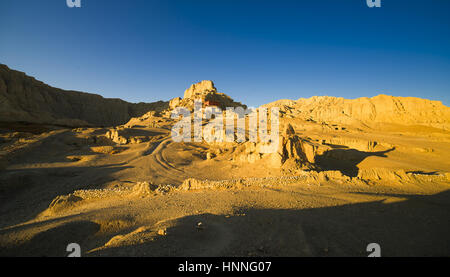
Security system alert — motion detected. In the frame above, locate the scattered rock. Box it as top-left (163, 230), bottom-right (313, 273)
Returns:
top-left (157, 228), bottom-right (167, 236)
top-left (196, 222), bottom-right (204, 230)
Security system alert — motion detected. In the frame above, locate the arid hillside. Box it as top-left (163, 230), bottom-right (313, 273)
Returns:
top-left (263, 95), bottom-right (450, 130)
top-left (0, 64), bottom-right (168, 127)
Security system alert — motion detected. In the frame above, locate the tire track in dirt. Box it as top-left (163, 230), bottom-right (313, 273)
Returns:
top-left (129, 137), bottom-right (187, 184)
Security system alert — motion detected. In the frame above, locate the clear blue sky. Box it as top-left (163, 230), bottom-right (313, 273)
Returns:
top-left (1, 0), bottom-right (449, 107)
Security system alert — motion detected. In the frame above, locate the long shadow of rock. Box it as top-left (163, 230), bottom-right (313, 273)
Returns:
top-left (0, 163), bottom-right (133, 228)
top-left (1, 190), bottom-right (449, 257)
top-left (315, 147), bottom-right (395, 177)
top-left (0, 220), bottom-right (100, 257)
top-left (92, 189), bottom-right (450, 257)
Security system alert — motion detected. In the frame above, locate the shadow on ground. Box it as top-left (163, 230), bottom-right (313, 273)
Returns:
top-left (0, 163), bottom-right (132, 228)
top-left (315, 148), bottom-right (395, 177)
top-left (3, 189), bottom-right (447, 257)
top-left (94, 189), bottom-right (449, 257)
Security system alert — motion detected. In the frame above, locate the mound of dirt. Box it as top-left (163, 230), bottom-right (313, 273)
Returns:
top-left (90, 146), bottom-right (115, 154)
top-left (45, 194), bottom-right (84, 215)
top-left (132, 182), bottom-right (159, 197)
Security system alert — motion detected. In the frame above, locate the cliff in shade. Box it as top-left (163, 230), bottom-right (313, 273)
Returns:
top-left (0, 64), bottom-right (168, 127)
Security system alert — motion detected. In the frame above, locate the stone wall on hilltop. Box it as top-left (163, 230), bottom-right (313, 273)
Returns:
top-left (170, 80), bottom-right (247, 111)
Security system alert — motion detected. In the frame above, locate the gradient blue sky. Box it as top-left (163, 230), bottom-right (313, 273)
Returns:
top-left (1, 0), bottom-right (449, 107)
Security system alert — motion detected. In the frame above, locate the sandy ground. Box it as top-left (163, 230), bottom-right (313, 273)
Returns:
top-left (0, 115), bottom-right (449, 257)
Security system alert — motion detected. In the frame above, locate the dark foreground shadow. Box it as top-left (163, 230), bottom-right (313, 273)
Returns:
top-left (0, 163), bottom-right (133, 228)
top-left (1, 190), bottom-right (448, 257)
top-left (73, 190), bottom-right (450, 257)
top-left (0, 220), bottom-right (101, 257)
top-left (315, 148), bottom-right (395, 177)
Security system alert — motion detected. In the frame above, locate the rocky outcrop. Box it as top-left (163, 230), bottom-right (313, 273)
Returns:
top-left (183, 80), bottom-right (217, 99)
top-left (105, 129), bottom-right (128, 144)
top-left (0, 64), bottom-right (168, 127)
top-left (169, 97), bottom-right (182, 110)
top-left (232, 124), bottom-right (323, 169)
top-left (170, 80), bottom-right (246, 110)
top-left (276, 124), bottom-right (320, 168)
top-left (105, 128), bottom-right (152, 145)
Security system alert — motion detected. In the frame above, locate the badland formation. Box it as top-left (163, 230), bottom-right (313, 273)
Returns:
top-left (0, 64), bottom-right (449, 256)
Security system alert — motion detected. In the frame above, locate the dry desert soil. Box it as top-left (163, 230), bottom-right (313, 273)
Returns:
top-left (0, 75), bottom-right (449, 257)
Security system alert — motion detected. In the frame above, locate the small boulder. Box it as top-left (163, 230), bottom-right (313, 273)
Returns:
top-left (157, 228), bottom-right (167, 236)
